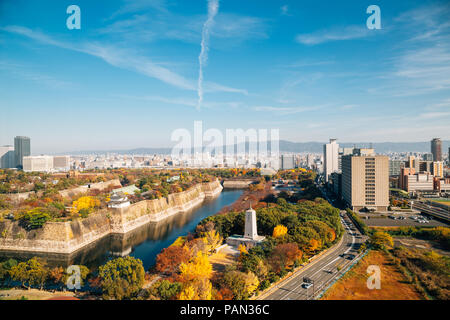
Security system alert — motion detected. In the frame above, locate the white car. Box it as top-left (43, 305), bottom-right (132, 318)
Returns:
top-left (302, 282), bottom-right (313, 289)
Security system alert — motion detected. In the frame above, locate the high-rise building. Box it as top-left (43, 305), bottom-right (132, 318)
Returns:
top-left (342, 154), bottom-right (389, 211)
top-left (53, 156), bottom-right (71, 171)
top-left (338, 147), bottom-right (354, 172)
top-left (407, 155), bottom-right (420, 172)
top-left (23, 156), bottom-right (53, 172)
top-left (431, 138), bottom-right (442, 162)
top-left (0, 145), bottom-right (15, 169)
top-left (323, 139), bottom-right (339, 183)
top-left (14, 136), bottom-right (31, 169)
top-left (432, 161), bottom-right (444, 178)
top-left (389, 160), bottom-right (404, 176)
top-left (423, 153), bottom-right (433, 161)
top-left (280, 154), bottom-right (295, 170)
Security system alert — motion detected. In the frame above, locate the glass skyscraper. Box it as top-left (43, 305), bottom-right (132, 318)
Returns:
top-left (14, 136), bottom-right (31, 169)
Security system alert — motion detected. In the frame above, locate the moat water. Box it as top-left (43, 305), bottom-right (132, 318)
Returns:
top-left (0, 190), bottom-right (243, 270)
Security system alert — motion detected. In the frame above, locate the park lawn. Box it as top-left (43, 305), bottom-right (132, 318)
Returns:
top-left (209, 245), bottom-right (238, 275)
top-left (0, 288), bottom-right (79, 300)
top-left (322, 250), bottom-right (424, 300)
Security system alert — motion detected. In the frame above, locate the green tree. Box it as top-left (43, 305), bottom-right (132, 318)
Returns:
top-left (98, 256), bottom-right (145, 300)
top-left (18, 208), bottom-right (50, 230)
top-left (156, 280), bottom-right (182, 300)
top-left (9, 257), bottom-right (48, 289)
top-left (0, 258), bottom-right (17, 282)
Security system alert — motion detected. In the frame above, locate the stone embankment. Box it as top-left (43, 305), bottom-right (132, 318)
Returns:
top-left (222, 179), bottom-right (256, 189)
top-left (0, 181), bottom-right (223, 254)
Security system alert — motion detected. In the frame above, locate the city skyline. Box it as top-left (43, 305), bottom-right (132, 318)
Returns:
top-left (1, 0), bottom-right (450, 154)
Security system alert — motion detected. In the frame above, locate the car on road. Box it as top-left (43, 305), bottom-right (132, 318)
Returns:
top-left (302, 282), bottom-right (313, 289)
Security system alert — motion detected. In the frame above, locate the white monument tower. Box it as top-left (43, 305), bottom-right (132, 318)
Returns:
top-left (244, 206), bottom-right (258, 240)
top-left (226, 204), bottom-right (265, 248)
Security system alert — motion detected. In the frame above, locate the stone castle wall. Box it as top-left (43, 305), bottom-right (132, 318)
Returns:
top-left (0, 181), bottom-right (223, 254)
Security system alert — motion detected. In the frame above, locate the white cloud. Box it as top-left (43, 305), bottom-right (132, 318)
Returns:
top-left (252, 105), bottom-right (321, 115)
top-left (0, 61), bottom-right (72, 89)
top-left (197, 0), bottom-right (220, 109)
top-left (296, 25), bottom-right (371, 45)
top-left (2, 25), bottom-right (247, 95)
top-left (280, 5), bottom-right (290, 16)
top-left (419, 111), bottom-right (450, 119)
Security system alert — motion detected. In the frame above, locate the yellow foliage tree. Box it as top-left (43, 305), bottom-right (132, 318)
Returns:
top-left (238, 244), bottom-right (248, 255)
top-left (202, 229), bottom-right (222, 253)
top-left (179, 284), bottom-right (195, 300)
top-left (179, 252), bottom-right (212, 282)
top-left (178, 278), bottom-right (212, 300)
top-left (71, 196), bottom-right (100, 214)
top-left (243, 272), bottom-right (259, 297)
top-left (273, 225), bottom-right (288, 238)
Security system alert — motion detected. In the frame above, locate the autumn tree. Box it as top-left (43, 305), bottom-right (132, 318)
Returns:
top-left (370, 232), bottom-right (394, 250)
top-left (273, 224), bottom-right (288, 238)
top-left (98, 257), bottom-right (145, 300)
top-left (202, 229), bottom-right (222, 253)
top-left (268, 243), bottom-right (303, 273)
top-left (18, 208), bottom-right (50, 230)
top-left (49, 266), bottom-right (64, 284)
top-left (179, 252), bottom-right (212, 282)
top-left (155, 246), bottom-right (190, 276)
top-left (71, 196), bottom-right (100, 217)
top-left (215, 287), bottom-right (234, 300)
top-left (179, 278), bottom-right (213, 300)
top-left (221, 268), bottom-right (260, 300)
top-left (9, 257), bottom-right (48, 289)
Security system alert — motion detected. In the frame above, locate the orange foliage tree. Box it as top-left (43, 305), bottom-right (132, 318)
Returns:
top-left (268, 243), bottom-right (303, 273)
top-left (155, 246), bottom-right (191, 276)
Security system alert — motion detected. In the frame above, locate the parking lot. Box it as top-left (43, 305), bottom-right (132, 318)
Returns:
top-left (360, 212), bottom-right (449, 227)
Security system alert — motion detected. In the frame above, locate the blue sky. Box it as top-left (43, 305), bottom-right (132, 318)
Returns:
top-left (1, 0), bottom-right (449, 154)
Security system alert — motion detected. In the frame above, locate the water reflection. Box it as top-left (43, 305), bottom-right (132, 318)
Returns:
top-left (0, 190), bottom-right (242, 270)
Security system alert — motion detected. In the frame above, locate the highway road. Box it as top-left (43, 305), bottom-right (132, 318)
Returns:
top-left (259, 211), bottom-right (367, 300)
top-left (412, 201), bottom-right (450, 222)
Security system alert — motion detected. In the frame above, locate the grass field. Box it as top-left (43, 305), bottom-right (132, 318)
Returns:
top-left (321, 250), bottom-right (424, 300)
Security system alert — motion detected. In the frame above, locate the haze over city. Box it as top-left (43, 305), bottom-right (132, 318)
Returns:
top-left (1, 0), bottom-right (450, 154)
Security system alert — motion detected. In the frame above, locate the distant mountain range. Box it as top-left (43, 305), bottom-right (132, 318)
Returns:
top-left (63, 140), bottom-right (450, 155)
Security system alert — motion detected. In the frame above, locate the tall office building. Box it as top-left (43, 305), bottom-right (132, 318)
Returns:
top-left (280, 154), bottom-right (295, 170)
top-left (14, 136), bottom-right (31, 169)
top-left (389, 160), bottom-right (404, 176)
top-left (423, 153), bottom-right (433, 161)
top-left (431, 138), bottom-right (442, 162)
top-left (323, 139), bottom-right (339, 183)
top-left (338, 147), bottom-right (354, 172)
top-left (0, 145), bottom-right (15, 169)
top-left (342, 154), bottom-right (389, 211)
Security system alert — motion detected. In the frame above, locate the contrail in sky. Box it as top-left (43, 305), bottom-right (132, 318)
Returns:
top-left (197, 0), bottom-right (219, 110)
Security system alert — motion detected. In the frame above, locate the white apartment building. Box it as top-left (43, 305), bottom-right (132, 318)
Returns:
top-left (323, 139), bottom-right (339, 182)
top-left (23, 156), bottom-right (54, 172)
